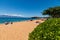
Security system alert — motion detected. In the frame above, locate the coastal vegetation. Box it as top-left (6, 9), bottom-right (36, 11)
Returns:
top-left (43, 6), bottom-right (60, 18)
top-left (28, 18), bottom-right (60, 40)
top-left (28, 6), bottom-right (60, 40)
top-left (31, 16), bottom-right (40, 19)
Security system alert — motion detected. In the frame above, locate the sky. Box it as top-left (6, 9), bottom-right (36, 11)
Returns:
top-left (0, 0), bottom-right (60, 17)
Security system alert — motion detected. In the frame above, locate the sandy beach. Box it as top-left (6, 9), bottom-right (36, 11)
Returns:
top-left (0, 19), bottom-right (45, 40)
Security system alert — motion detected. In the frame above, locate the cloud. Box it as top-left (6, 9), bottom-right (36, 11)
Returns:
top-left (0, 14), bottom-right (24, 17)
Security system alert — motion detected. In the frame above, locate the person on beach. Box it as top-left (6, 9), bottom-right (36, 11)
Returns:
top-left (11, 22), bottom-right (13, 24)
top-left (35, 21), bottom-right (40, 23)
top-left (5, 22), bottom-right (9, 25)
top-left (30, 20), bottom-right (33, 21)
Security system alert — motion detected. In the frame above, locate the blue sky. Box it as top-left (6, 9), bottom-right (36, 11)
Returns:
top-left (0, 0), bottom-right (60, 17)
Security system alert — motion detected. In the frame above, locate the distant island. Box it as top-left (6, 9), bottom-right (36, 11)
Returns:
top-left (31, 16), bottom-right (40, 19)
top-left (31, 16), bottom-right (49, 19)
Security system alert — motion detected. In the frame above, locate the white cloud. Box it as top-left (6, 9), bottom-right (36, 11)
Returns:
top-left (0, 14), bottom-right (24, 17)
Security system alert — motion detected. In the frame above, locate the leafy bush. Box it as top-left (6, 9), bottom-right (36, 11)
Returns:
top-left (28, 18), bottom-right (60, 40)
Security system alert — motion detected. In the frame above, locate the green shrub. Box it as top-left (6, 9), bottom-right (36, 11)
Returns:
top-left (28, 18), bottom-right (60, 40)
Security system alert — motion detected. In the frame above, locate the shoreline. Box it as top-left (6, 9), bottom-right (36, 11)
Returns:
top-left (0, 19), bottom-right (45, 40)
top-left (0, 18), bottom-right (38, 24)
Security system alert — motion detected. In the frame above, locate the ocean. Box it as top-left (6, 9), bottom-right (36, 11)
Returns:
top-left (0, 17), bottom-right (36, 24)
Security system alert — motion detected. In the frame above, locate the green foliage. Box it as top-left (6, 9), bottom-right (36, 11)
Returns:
top-left (43, 6), bottom-right (60, 18)
top-left (28, 18), bottom-right (60, 40)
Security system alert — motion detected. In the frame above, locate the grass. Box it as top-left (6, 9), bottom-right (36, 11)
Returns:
top-left (28, 18), bottom-right (60, 40)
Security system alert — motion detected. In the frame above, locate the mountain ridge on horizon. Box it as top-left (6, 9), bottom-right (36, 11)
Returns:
top-left (0, 15), bottom-right (29, 18)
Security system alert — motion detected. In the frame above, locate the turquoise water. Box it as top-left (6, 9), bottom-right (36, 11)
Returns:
top-left (0, 17), bottom-right (36, 24)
